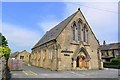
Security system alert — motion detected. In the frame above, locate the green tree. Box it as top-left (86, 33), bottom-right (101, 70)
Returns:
top-left (0, 33), bottom-right (8, 46)
top-left (0, 46), bottom-right (11, 57)
top-left (0, 33), bottom-right (11, 80)
top-left (0, 33), bottom-right (10, 57)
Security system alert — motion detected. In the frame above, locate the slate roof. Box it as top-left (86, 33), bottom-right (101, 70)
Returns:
top-left (100, 42), bottom-right (120, 50)
top-left (32, 11), bottom-right (78, 49)
top-left (10, 51), bottom-right (19, 58)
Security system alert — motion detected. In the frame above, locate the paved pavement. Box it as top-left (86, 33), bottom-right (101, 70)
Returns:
top-left (11, 64), bottom-right (119, 78)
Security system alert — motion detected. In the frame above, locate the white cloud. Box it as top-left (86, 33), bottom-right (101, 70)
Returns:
top-left (37, 2), bottom-right (118, 44)
top-left (2, 2), bottom-right (118, 53)
top-left (64, 2), bottom-right (118, 44)
top-left (2, 22), bottom-right (41, 52)
top-left (37, 21), bottom-right (59, 32)
top-left (37, 16), bottom-right (60, 32)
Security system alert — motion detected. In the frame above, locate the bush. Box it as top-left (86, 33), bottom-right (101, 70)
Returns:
top-left (5, 66), bottom-right (11, 80)
top-left (111, 58), bottom-right (120, 65)
top-left (103, 58), bottom-right (120, 69)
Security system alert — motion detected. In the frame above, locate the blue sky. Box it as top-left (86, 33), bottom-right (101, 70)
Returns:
top-left (1, 2), bottom-right (118, 53)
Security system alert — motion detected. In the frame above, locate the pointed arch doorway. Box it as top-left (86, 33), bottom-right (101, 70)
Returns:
top-left (72, 47), bottom-right (91, 69)
top-left (76, 55), bottom-right (86, 68)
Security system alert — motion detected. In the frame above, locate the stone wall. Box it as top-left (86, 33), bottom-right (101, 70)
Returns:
top-left (31, 10), bottom-right (103, 70)
top-left (56, 11), bottom-right (101, 70)
top-left (31, 41), bottom-right (58, 70)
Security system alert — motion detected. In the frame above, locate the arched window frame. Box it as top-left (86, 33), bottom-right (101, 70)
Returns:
top-left (49, 47), bottom-right (52, 59)
top-left (77, 19), bottom-right (82, 41)
top-left (83, 24), bottom-right (88, 43)
top-left (71, 21), bottom-right (76, 41)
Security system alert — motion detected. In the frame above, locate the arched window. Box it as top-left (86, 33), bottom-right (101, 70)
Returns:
top-left (71, 22), bottom-right (76, 40)
top-left (49, 48), bottom-right (52, 59)
top-left (77, 20), bottom-right (81, 41)
top-left (83, 25), bottom-right (88, 43)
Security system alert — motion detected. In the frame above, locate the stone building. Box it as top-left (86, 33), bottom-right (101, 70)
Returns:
top-left (31, 8), bottom-right (103, 70)
top-left (16, 50), bottom-right (30, 63)
top-left (100, 41), bottom-right (120, 62)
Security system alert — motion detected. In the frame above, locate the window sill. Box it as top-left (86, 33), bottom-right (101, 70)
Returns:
top-left (70, 41), bottom-right (79, 45)
top-left (83, 42), bottom-right (90, 46)
top-left (70, 41), bottom-right (90, 46)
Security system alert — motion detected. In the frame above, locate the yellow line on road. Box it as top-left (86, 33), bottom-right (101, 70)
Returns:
top-left (22, 71), bottom-right (28, 75)
top-left (29, 70), bottom-right (37, 75)
top-left (12, 74), bottom-right (17, 75)
top-left (22, 70), bottom-right (37, 75)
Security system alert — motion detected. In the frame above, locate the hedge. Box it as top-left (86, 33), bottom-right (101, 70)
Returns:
top-left (103, 58), bottom-right (120, 69)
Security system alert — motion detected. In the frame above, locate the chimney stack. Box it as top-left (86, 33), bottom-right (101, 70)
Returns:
top-left (103, 40), bottom-right (106, 45)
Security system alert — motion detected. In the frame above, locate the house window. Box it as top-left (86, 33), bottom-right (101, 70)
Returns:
top-left (83, 26), bottom-right (88, 43)
top-left (112, 50), bottom-right (115, 57)
top-left (101, 52), bottom-right (104, 56)
top-left (106, 51), bottom-right (109, 56)
top-left (118, 50), bottom-right (120, 55)
top-left (71, 22), bottom-right (76, 40)
top-left (115, 50), bottom-right (120, 57)
top-left (20, 56), bottom-right (24, 60)
top-left (77, 20), bottom-right (81, 41)
top-left (83, 27), bottom-right (86, 42)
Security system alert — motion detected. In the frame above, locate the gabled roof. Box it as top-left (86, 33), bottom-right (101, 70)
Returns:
top-left (100, 42), bottom-right (120, 50)
top-left (10, 51), bottom-right (19, 58)
top-left (20, 50), bottom-right (29, 53)
top-left (32, 8), bottom-right (100, 49)
top-left (32, 11), bottom-right (78, 49)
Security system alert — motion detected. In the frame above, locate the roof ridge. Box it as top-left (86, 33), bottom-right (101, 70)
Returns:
top-left (45, 11), bottom-right (78, 35)
top-left (100, 42), bottom-right (120, 46)
top-left (32, 11), bottom-right (78, 49)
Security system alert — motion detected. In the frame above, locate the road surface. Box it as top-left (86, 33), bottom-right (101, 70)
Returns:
top-left (11, 64), bottom-right (119, 79)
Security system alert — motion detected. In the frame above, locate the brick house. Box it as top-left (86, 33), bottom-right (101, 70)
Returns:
top-left (31, 8), bottom-right (103, 70)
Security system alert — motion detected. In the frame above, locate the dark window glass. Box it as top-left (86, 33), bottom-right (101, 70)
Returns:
top-left (71, 23), bottom-right (76, 40)
top-left (101, 53), bottom-right (104, 56)
top-left (83, 26), bottom-right (88, 43)
top-left (78, 21), bottom-right (81, 41)
top-left (106, 51), bottom-right (109, 56)
top-left (20, 56), bottom-right (24, 60)
top-left (83, 27), bottom-right (86, 42)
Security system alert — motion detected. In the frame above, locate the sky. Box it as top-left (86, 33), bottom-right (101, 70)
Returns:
top-left (1, 1), bottom-right (118, 53)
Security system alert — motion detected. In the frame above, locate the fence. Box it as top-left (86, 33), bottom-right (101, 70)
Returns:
top-left (8, 59), bottom-right (23, 71)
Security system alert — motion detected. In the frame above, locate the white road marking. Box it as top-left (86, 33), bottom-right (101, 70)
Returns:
top-left (70, 71), bottom-right (82, 76)
top-left (70, 71), bottom-right (89, 76)
top-left (70, 71), bottom-right (92, 76)
top-left (40, 74), bottom-right (49, 76)
top-left (104, 68), bottom-right (119, 71)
